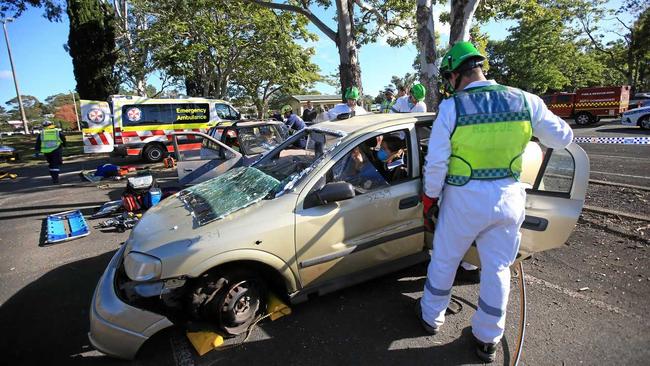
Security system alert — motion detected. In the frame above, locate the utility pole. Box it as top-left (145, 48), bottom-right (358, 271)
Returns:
top-left (70, 90), bottom-right (81, 132)
top-left (1, 18), bottom-right (29, 134)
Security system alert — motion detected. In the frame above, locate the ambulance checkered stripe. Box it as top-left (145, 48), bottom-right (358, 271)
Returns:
top-left (573, 136), bottom-right (650, 144)
top-left (457, 111), bottom-right (530, 126)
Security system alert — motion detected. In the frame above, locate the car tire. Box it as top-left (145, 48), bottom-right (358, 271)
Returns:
top-left (639, 116), bottom-right (650, 130)
top-left (190, 270), bottom-right (267, 336)
top-left (575, 112), bottom-right (593, 126)
top-left (143, 143), bottom-right (166, 163)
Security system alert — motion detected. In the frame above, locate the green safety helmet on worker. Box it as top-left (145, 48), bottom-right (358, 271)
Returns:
top-left (344, 86), bottom-right (360, 100)
top-left (440, 41), bottom-right (485, 75)
top-left (281, 105), bottom-right (292, 114)
top-left (410, 83), bottom-right (426, 102)
top-left (440, 41), bottom-right (485, 94)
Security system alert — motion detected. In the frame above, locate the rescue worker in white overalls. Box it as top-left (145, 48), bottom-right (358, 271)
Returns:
top-left (35, 120), bottom-right (67, 184)
top-left (416, 42), bottom-right (574, 362)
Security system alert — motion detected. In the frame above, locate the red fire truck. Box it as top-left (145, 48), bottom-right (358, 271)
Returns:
top-left (541, 86), bottom-right (630, 125)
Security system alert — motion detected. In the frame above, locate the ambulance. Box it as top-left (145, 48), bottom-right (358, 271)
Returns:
top-left (80, 96), bottom-right (241, 162)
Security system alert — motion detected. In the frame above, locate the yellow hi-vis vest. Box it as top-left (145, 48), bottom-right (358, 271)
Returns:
top-left (41, 127), bottom-right (63, 154)
top-left (446, 84), bottom-right (532, 186)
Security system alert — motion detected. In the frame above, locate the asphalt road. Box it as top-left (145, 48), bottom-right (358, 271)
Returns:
top-left (0, 120), bottom-right (647, 366)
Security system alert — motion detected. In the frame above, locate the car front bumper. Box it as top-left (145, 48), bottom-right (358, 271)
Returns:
top-left (88, 245), bottom-right (173, 360)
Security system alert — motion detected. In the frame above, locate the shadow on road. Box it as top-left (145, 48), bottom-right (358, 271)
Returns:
top-left (0, 257), bottom-right (509, 366)
top-left (0, 250), bottom-right (129, 366)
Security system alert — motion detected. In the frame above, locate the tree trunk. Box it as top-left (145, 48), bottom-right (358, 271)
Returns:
top-left (336, 0), bottom-right (362, 100)
top-left (416, 0), bottom-right (439, 112)
top-left (449, 0), bottom-right (480, 45)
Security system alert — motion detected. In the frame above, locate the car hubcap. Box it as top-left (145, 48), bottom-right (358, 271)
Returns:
top-left (578, 115), bottom-right (588, 124)
top-left (149, 149), bottom-right (161, 160)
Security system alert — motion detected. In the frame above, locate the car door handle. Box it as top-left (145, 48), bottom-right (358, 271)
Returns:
top-left (522, 215), bottom-right (548, 231)
top-left (399, 196), bottom-right (420, 209)
top-left (184, 168), bottom-right (194, 172)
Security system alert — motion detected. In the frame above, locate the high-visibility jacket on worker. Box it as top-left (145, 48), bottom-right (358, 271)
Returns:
top-left (380, 99), bottom-right (395, 113)
top-left (40, 127), bottom-right (64, 154)
top-left (445, 84), bottom-right (532, 186)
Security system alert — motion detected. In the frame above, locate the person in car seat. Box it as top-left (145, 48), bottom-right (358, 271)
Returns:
top-left (377, 133), bottom-right (408, 182)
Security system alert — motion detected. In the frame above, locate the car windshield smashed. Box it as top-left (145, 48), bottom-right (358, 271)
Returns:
top-left (177, 167), bottom-right (280, 226)
top-left (178, 128), bottom-right (344, 226)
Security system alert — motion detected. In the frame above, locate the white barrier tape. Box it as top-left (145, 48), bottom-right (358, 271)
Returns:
top-left (573, 136), bottom-right (650, 144)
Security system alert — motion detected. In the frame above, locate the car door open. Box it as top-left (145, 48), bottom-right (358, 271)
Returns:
top-left (172, 132), bottom-right (242, 185)
top-left (462, 142), bottom-right (589, 266)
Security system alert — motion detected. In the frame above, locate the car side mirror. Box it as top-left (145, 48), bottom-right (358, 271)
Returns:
top-left (315, 182), bottom-right (355, 205)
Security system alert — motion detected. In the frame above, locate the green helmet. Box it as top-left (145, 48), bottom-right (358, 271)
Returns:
top-left (344, 86), bottom-right (360, 100)
top-left (410, 83), bottom-right (426, 101)
top-left (440, 41), bottom-right (485, 75)
top-left (281, 104), bottom-right (292, 114)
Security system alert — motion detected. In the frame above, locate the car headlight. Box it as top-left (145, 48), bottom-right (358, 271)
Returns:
top-left (124, 252), bottom-right (162, 281)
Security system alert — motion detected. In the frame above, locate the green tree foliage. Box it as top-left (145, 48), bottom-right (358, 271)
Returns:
top-left (66, 0), bottom-right (119, 100)
top-left (0, 0), bottom-right (63, 20)
top-left (5, 95), bottom-right (45, 121)
top-left (132, 0), bottom-right (319, 117)
top-left (486, 2), bottom-right (611, 94)
top-left (579, 3), bottom-right (650, 93)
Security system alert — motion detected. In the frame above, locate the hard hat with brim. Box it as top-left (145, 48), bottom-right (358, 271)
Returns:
top-left (345, 86), bottom-right (360, 100)
top-left (410, 83), bottom-right (426, 102)
top-left (42, 120), bottom-right (53, 127)
top-left (384, 88), bottom-right (395, 95)
top-left (281, 105), bottom-right (292, 114)
top-left (440, 41), bottom-right (485, 76)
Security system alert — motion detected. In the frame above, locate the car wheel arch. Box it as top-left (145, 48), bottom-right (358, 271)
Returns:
top-left (187, 251), bottom-right (300, 295)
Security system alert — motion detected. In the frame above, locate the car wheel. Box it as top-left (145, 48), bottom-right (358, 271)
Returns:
top-left (575, 112), bottom-right (593, 126)
top-left (191, 270), bottom-right (267, 336)
top-left (143, 143), bottom-right (166, 163)
top-left (639, 116), bottom-right (650, 130)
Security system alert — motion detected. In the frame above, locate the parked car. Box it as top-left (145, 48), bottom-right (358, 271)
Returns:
top-left (628, 92), bottom-right (650, 110)
top-left (621, 105), bottom-right (650, 130)
top-left (89, 113), bottom-right (589, 359)
top-left (171, 120), bottom-right (288, 185)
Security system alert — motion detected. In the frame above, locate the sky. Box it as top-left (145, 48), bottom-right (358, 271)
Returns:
top-left (0, 1), bottom-right (632, 107)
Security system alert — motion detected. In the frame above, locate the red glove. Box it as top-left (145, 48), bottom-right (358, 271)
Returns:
top-left (422, 194), bottom-right (438, 219)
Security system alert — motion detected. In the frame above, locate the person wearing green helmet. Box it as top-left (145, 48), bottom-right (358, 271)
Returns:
top-left (280, 104), bottom-right (305, 132)
top-left (416, 41), bottom-right (574, 363)
top-left (391, 83), bottom-right (427, 113)
top-left (327, 86), bottom-right (368, 120)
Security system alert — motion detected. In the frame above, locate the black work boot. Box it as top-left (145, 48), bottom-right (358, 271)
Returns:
top-left (474, 336), bottom-right (498, 363)
top-left (414, 300), bottom-right (439, 335)
top-left (454, 266), bottom-right (480, 284)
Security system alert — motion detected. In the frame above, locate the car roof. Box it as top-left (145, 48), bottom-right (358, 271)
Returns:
top-left (216, 120), bottom-right (284, 128)
top-left (311, 112), bottom-right (435, 138)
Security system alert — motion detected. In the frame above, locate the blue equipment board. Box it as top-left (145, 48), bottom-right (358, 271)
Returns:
top-left (46, 210), bottom-right (90, 243)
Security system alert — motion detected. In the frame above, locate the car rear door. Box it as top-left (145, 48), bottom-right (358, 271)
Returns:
top-left (462, 142), bottom-right (589, 265)
top-left (172, 132), bottom-right (242, 185)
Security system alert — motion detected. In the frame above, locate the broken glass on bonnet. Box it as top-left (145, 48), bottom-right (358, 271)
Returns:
top-left (178, 128), bottom-right (345, 227)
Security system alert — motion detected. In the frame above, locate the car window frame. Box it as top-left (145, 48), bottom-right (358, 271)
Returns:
top-left (298, 123), bottom-right (418, 211)
top-left (527, 147), bottom-right (576, 199)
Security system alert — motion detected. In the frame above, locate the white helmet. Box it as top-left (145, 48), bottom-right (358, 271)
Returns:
top-left (42, 120), bottom-right (53, 127)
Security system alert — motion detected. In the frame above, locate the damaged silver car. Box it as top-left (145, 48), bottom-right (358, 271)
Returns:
top-left (89, 113), bottom-right (589, 359)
